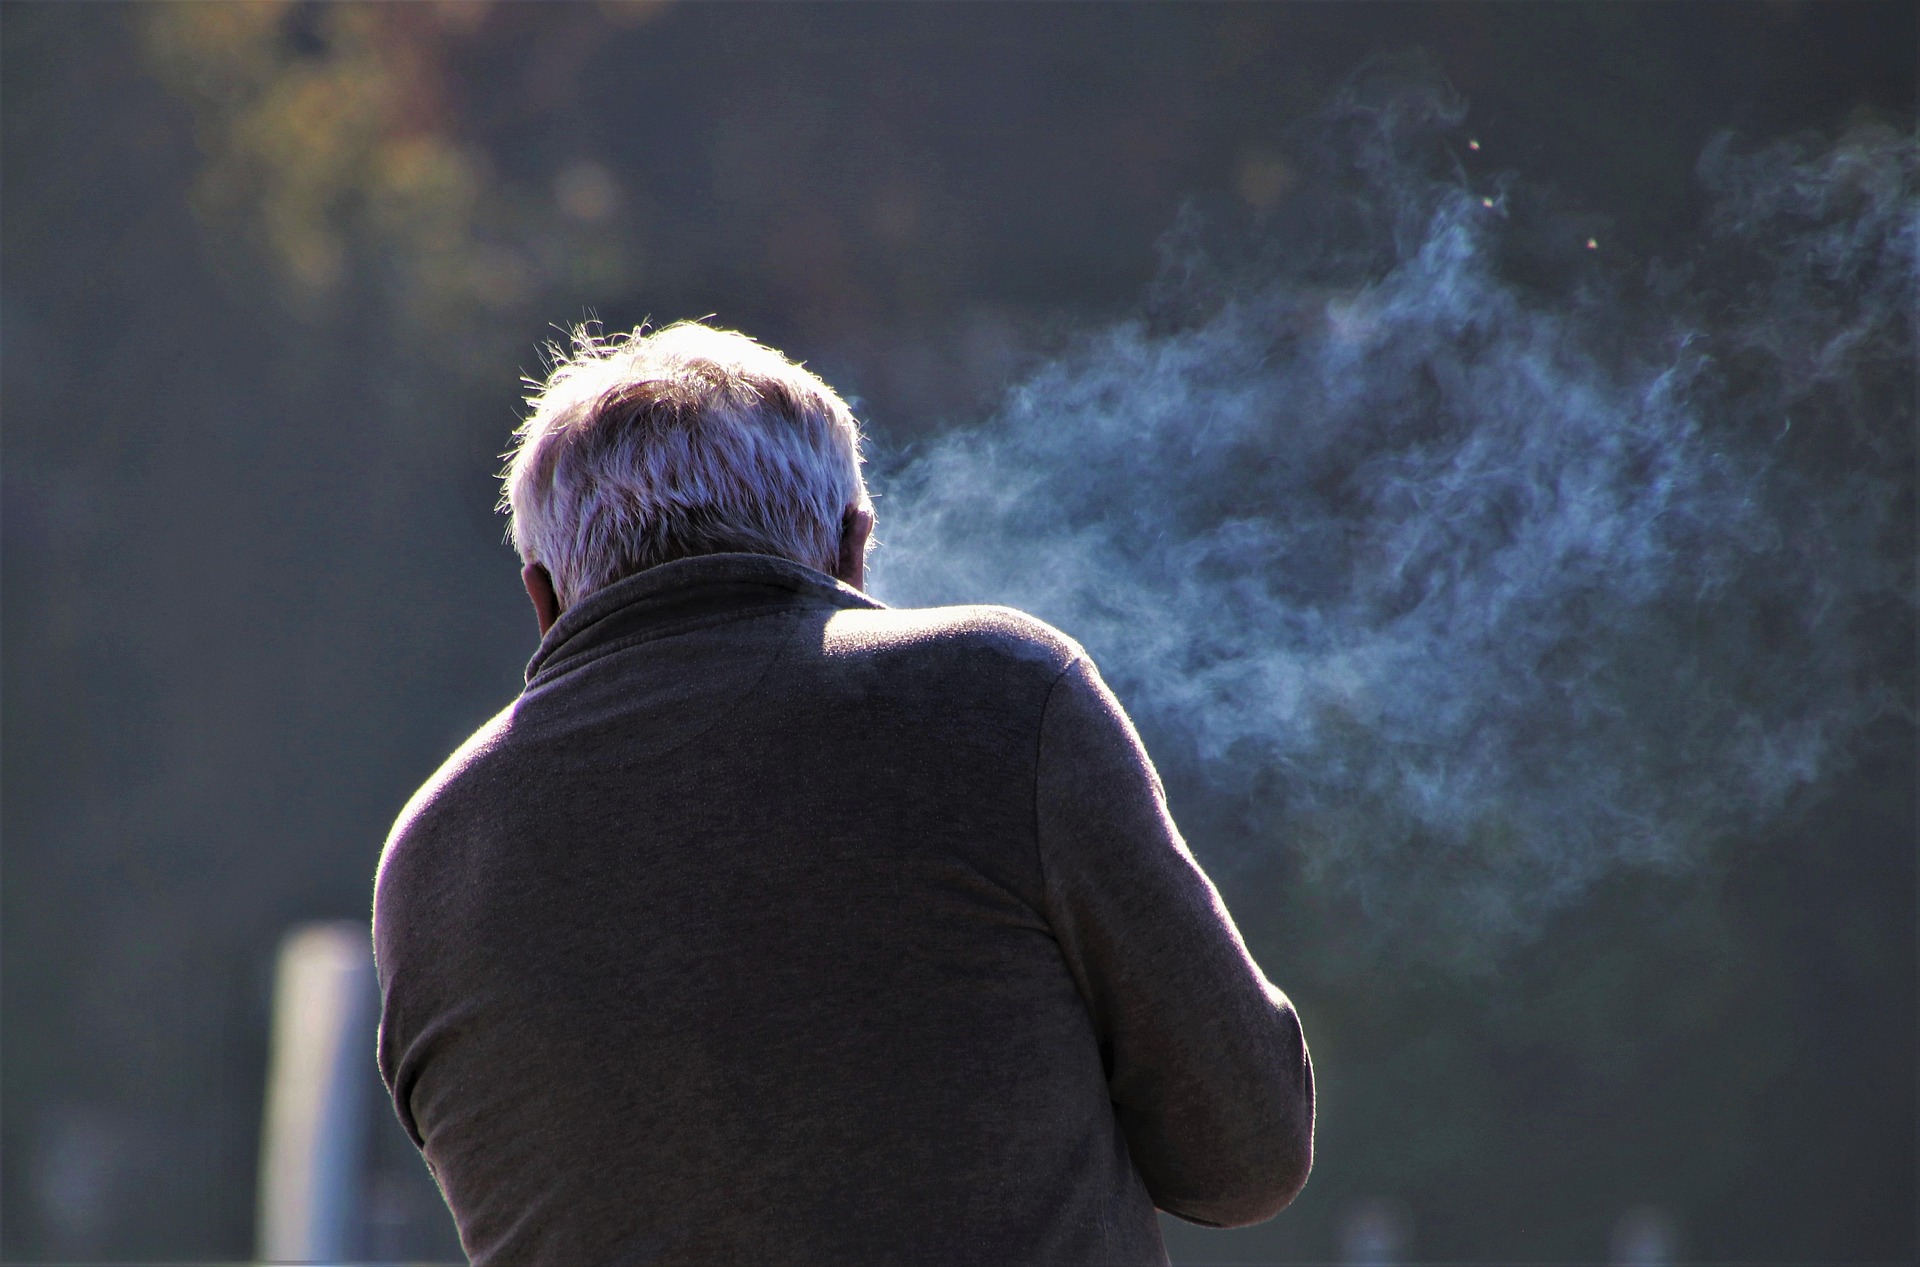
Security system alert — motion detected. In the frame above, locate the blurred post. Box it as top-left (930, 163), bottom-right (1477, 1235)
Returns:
top-left (257, 922), bottom-right (377, 1264)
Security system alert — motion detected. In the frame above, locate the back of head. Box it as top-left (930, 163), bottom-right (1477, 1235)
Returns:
top-left (503, 321), bottom-right (870, 608)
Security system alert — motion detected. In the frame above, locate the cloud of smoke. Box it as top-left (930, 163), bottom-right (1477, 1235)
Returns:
top-left (871, 74), bottom-right (1916, 958)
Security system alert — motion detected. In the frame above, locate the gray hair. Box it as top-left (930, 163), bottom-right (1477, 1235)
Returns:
top-left (503, 321), bottom-right (870, 608)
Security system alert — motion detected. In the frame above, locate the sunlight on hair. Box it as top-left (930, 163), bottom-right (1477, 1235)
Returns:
top-left (503, 322), bottom-right (871, 609)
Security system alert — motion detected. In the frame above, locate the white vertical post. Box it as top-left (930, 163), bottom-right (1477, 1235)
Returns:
top-left (257, 921), bottom-right (377, 1264)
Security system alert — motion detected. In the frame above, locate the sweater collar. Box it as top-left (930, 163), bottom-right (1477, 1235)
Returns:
top-left (524, 552), bottom-right (885, 685)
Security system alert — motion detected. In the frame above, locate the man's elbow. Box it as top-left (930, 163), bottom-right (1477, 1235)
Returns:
top-left (1137, 999), bottom-right (1317, 1226)
top-left (1158, 1114), bottom-right (1314, 1228)
top-left (1198, 1014), bottom-right (1316, 1224)
top-left (1249, 1116), bottom-right (1315, 1222)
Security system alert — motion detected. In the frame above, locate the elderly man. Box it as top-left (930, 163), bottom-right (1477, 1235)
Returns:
top-left (373, 322), bottom-right (1313, 1264)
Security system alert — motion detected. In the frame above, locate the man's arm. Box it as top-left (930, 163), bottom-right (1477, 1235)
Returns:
top-left (1035, 656), bottom-right (1314, 1227)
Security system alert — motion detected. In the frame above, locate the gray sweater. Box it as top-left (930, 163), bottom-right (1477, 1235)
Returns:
top-left (374, 553), bottom-right (1313, 1264)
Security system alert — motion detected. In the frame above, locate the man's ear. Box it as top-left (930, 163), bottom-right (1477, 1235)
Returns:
top-left (835, 506), bottom-right (874, 591)
top-left (522, 562), bottom-right (562, 636)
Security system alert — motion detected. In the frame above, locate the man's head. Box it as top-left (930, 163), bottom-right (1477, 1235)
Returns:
top-left (503, 321), bottom-right (873, 632)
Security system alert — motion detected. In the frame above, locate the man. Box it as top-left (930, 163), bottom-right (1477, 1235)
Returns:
top-left (374, 322), bottom-right (1313, 1264)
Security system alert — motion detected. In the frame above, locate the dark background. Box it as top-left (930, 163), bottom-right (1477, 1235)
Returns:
top-left (3, 2), bottom-right (1913, 1261)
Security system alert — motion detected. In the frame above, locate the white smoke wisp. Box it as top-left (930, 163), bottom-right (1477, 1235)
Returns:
top-left (871, 93), bottom-right (1915, 959)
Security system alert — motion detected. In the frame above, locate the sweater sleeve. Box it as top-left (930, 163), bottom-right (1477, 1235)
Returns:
top-left (1035, 655), bottom-right (1314, 1227)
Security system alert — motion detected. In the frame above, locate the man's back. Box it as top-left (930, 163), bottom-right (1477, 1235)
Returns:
top-left (374, 552), bottom-right (1311, 1265)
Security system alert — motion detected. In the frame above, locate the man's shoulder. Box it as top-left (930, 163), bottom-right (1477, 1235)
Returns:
top-left (824, 601), bottom-right (1085, 682)
top-left (378, 703), bottom-right (518, 869)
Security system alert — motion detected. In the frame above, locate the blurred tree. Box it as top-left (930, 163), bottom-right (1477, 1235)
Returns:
top-left (144, 1), bottom-right (642, 359)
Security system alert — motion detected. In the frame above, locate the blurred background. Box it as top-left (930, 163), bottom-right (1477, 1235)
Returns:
top-left (2, 2), bottom-right (1913, 1262)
